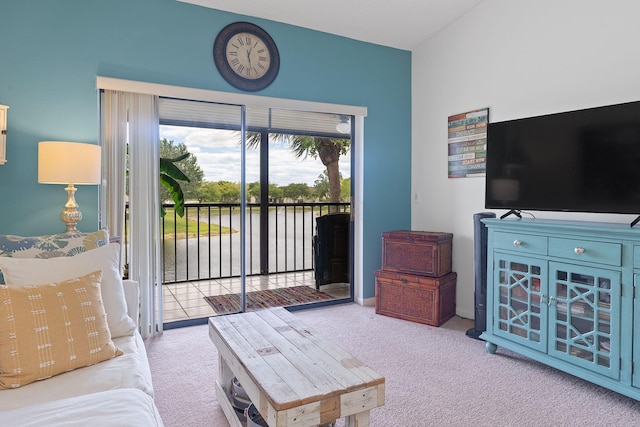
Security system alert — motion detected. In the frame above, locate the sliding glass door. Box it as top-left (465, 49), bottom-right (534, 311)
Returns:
top-left (157, 98), bottom-right (354, 324)
top-left (158, 98), bottom-right (249, 318)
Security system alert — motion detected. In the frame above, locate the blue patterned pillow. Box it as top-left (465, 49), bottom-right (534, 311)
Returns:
top-left (0, 229), bottom-right (109, 283)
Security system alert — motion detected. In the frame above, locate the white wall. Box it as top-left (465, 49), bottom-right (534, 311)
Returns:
top-left (412, 0), bottom-right (640, 319)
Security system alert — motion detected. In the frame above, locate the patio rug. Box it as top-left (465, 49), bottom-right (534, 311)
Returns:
top-left (203, 286), bottom-right (334, 315)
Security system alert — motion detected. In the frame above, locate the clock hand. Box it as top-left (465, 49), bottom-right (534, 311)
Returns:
top-left (246, 49), bottom-right (252, 69)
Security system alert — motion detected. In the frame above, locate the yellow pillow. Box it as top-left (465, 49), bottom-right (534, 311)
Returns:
top-left (0, 270), bottom-right (123, 389)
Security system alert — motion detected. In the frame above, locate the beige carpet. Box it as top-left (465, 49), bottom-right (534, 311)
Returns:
top-left (145, 304), bottom-right (640, 427)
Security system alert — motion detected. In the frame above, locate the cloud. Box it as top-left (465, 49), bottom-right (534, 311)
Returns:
top-left (161, 125), bottom-right (350, 186)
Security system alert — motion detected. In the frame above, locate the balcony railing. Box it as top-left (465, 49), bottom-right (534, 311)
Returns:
top-left (155, 202), bottom-right (349, 284)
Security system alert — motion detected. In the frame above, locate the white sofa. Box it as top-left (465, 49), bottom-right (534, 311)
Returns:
top-left (0, 232), bottom-right (163, 426)
top-left (0, 279), bottom-right (164, 426)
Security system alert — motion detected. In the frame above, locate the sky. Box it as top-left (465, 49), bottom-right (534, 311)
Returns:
top-left (160, 125), bottom-right (351, 186)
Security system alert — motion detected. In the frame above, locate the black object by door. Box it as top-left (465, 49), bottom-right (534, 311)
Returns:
top-left (313, 213), bottom-right (350, 289)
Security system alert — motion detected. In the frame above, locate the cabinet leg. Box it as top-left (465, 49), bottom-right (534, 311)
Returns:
top-left (485, 341), bottom-right (497, 354)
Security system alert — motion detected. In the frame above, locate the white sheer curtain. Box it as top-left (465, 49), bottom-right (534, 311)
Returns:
top-left (99, 92), bottom-right (127, 242)
top-left (100, 90), bottom-right (163, 338)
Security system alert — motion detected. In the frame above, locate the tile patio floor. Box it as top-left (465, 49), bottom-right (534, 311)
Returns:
top-left (162, 271), bottom-right (350, 323)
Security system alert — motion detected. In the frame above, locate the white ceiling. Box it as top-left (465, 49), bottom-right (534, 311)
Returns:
top-left (178, 0), bottom-right (483, 51)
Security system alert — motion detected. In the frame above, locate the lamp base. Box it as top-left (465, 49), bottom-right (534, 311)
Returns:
top-left (60, 184), bottom-right (82, 233)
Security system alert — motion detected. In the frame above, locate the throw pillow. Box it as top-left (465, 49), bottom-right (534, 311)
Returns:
top-left (0, 243), bottom-right (136, 338)
top-left (0, 271), bottom-right (123, 389)
top-left (0, 229), bottom-right (109, 259)
top-left (0, 229), bottom-right (110, 285)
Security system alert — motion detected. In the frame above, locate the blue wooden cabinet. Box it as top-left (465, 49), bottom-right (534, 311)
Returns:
top-left (480, 218), bottom-right (640, 399)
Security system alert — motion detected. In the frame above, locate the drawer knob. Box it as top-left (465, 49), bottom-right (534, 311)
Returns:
top-left (574, 247), bottom-right (585, 255)
top-left (513, 239), bottom-right (522, 247)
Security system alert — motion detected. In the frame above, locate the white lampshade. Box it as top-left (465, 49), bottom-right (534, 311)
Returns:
top-left (38, 141), bottom-right (101, 184)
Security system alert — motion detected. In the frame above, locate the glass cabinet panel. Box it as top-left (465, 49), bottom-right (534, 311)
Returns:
top-left (493, 254), bottom-right (547, 352)
top-left (548, 262), bottom-right (620, 379)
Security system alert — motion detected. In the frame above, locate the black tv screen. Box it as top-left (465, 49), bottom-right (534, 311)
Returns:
top-left (485, 100), bottom-right (640, 215)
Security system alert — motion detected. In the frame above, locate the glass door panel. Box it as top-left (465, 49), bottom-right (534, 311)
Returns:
top-left (548, 262), bottom-right (620, 379)
top-left (493, 253), bottom-right (547, 351)
top-left (158, 98), bottom-right (246, 319)
top-left (262, 108), bottom-right (353, 303)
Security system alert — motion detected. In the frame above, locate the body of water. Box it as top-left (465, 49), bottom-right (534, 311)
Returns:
top-left (163, 209), bottom-right (318, 282)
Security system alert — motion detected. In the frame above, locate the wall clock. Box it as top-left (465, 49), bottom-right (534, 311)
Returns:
top-left (213, 22), bottom-right (280, 92)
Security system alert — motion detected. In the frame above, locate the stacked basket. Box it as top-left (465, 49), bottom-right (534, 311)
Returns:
top-left (375, 230), bottom-right (457, 326)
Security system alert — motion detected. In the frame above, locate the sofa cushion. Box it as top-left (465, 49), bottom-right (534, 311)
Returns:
top-left (0, 243), bottom-right (136, 338)
top-left (0, 271), bottom-right (123, 389)
top-left (0, 388), bottom-right (164, 427)
top-left (0, 332), bottom-right (154, 412)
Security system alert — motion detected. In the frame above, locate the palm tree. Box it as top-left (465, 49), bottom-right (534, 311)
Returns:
top-left (246, 133), bottom-right (350, 207)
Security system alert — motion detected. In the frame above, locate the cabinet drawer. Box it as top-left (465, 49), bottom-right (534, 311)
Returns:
top-left (549, 237), bottom-right (621, 266)
top-left (493, 231), bottom-right (547, 255)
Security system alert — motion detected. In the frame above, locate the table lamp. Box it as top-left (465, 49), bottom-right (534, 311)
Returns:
top-left (38, 141), bottom-right (101, 232)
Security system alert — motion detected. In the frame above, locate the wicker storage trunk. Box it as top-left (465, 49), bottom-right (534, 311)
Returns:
top-left (376, 230), bottom-right (456, 326)
top-left (381, 230), bottom-right (453, 277)
top-left (375, 270), bottom-right (457, 326)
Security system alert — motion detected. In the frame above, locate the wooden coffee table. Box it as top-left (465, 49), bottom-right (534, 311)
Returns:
top-left (209, 307), bottom-right (385, 427)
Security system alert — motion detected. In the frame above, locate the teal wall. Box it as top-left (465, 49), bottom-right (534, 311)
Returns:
top-left (0, 0), bottom-right (411, 299)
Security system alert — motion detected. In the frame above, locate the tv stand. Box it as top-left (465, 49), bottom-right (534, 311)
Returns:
top-left (480, 218), bottom-right (640, 401)
top-left (500, 209), bottom-right (522, 219)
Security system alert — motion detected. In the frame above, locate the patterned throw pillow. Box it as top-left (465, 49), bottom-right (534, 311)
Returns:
top-left (0, 229), bottom-right (109, 259)
top-left (0, 271), bottom-right (123, 389)
top-left (0, 229), bottom-right (109, 285)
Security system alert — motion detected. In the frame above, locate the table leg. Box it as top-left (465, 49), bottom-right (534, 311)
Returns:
top-left (345, 410), bottom-right (370, 427)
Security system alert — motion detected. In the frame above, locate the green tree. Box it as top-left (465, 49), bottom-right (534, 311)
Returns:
top-left (340, 177), bottom-right (351, 202)
top-left (268, 182), bottom-right (284, 201)
top-left (282, 183), bottom-right (310, 200)
top-left (314, 171), bottom-right (330, 200)
top-left (247, 134), bottom-right (350, 207)
top-left (197, 181), bottom-right (221, 202)
top-left (217, 181), bottom-right (241, 202)
top-left (247, 181), bottom-right (261, 201)
top-left (160, 138), bottom-right (204, 205)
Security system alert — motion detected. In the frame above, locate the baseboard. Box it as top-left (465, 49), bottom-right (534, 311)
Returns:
top-left (456, 307), bottom-right (474, 320)
top-left (356, 296), bottom-right (375, 307)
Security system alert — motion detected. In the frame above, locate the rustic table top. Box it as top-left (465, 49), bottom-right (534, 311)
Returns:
top-left (208, 307), bottom-right (385, 412)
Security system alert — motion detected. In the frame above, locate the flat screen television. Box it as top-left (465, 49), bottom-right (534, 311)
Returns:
top-left (485, 100), bottom-right (640, 221)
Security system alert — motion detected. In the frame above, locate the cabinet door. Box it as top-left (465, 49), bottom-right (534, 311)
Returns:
top-left (492, 253), bottom-right (547, 352)
top-left (548, 262), bottom-right (620, 379)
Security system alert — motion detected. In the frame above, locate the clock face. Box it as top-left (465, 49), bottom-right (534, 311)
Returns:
top-left (214, 22), bottom-right (280, 92)
top-left (225, 32), bottom-right (272, 80)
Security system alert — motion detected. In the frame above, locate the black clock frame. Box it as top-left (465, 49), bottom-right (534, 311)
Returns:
top-left (213, 22), bottom-right (280, 92)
